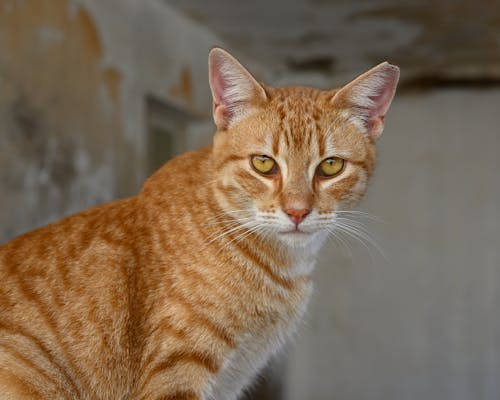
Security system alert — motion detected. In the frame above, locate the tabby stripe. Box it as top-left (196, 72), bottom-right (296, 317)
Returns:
top-left (215, 182), bottom-right (239, 197)
top-left (53, 247), bottom-right (71, 291)
top-left (211, 242), bottom-right (288, 302)
top-left (99, 230), bottom-right (129, 247)
top-left (170, 286), bottom-right (237, 348)
top-left (276, 103), bottom-right (287, 146)
top-left (155, 391), bottom-right (199, 400)
top-left (141, 350), bottom-right (219, 392)
top-left (313, 108), bottom-right (322, 140)
top-left (234, 241), bottom-right (294, 290)
top-left (327, 173), bottom-right (360, 198)
top-left (204, 196), bottom-right (225, 218)
top-left (315, 121), bottom-right (322, 138)
top-left (348, 160), bottom-right (368, 168)
top-left (185, 219), bottom-right (260, 322)
top-left (13, 273), bottom-right (88, 394)
top-left (178, 216), bottom-right (288, 303)
top-left (141, 320), bottom-right (190, 370)
top-left (216, 155), bottom-right (247, 170)
top-left (34, 240), bottom-right (50, 262)
top-left (0, 341), bottom-right (60, 391)
top-left (272, 127), bottom-right (280, 155)
top-left (350, 159), bottom-right (373, 178)
top-left (87, 297), bottom-right (113, 351)
top-left (29, 229), bottom-right (71, 291)
top-left (0, 370), bottom-right (44, 399)
top-left (179, 267), bottom-right (243, 330)
top-left (126, 247), bottom-right (145, 374)
top-left (310, 122), bottom-right (316, 147)
top-left (318, 134), bottom-right (326, 158)
top-left (0, 322), bottom-right (81, 397)
top-left (150, 319), bottom-right (188, 341)
top-left (283, 126), bottom-right (291, 148)
top-left (303, 125), bottom-right (312, 149)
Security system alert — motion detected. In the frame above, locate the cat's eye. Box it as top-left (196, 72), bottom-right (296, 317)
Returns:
top-left (317, 157), bottom-right (345, 177)
top-left (251, 155), bottom-right (277, 175)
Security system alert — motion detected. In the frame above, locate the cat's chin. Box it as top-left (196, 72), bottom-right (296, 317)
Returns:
top-left (276, 230), bottom-right (326, 249)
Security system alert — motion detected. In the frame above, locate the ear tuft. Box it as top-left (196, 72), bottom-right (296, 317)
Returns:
top-left (208, 47), bottom-right (267, 130)
top-left (333, 62), bottom-right (400, 139)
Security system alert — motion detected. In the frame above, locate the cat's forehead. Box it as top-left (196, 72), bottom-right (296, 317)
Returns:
top-left (255, 86), bottom-right (368, 161)
top-left (267, 86), bottom-right (334, 112)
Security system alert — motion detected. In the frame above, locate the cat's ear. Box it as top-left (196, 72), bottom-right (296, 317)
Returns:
top-left (332, 62), bottom-right (399, 140)
top-left (208, 47), bottom-right (268, 130)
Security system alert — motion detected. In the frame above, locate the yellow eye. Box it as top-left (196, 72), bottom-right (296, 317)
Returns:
top-left (251, 155), bottom-right (277, 175)
top-left (318, 157), bottom-right (345, 177)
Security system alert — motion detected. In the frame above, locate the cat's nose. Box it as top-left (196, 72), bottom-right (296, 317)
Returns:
top-left (284, 207), bottom-right (311, 225)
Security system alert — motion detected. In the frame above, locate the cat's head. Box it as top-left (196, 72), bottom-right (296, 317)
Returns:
top-left (208, 48), bottom-right (399, 248)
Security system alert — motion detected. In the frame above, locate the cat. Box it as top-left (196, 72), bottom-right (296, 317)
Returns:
top-left (0, 47), bottom-right (399, 400)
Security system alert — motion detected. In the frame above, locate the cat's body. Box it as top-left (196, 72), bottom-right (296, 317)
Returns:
top-left (0, 148), bottom-right (310, 399)
top-left (0, 49), bottom-right (399, 399)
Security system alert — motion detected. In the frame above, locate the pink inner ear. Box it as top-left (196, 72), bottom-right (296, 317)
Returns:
top-left (366, 79), bottom-right (397, 120)
top-left (210, 59), bottom-right (228, 106)
top-left (208, 48), bottom-right (269, 129)
top-left (209, 58), bottom-right (235, 129)
top-left (360, 83), bottom-right (395, 139)
top-left (349, 65), bottom-right (399, 138)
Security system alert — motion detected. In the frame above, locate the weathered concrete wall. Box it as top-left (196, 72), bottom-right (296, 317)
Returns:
top-left (166, 0), bottom-right (500, 88)
top-left (0, 0), bottom-right (223, 243)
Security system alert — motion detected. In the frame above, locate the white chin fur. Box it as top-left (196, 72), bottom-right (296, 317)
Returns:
top-left (276, 230), bottom-right (327, 249)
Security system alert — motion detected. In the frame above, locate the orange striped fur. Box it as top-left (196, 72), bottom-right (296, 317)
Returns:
top-left (0, 48), bottom-right (398, 399)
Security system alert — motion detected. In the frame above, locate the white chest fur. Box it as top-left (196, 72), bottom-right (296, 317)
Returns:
top-left (208, 280), bottom-right (313, 400)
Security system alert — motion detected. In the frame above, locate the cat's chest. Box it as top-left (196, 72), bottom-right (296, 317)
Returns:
top-left (210, 279), bottom-right (313, 400)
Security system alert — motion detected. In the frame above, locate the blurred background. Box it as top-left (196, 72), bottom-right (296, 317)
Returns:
top-left (1, 0), bottom-right (499, 399)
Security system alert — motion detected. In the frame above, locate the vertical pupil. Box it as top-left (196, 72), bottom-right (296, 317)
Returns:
top-left (252, 156), bottom-right (275, 173)
top-left (319, 157), bottom-right (343, 177)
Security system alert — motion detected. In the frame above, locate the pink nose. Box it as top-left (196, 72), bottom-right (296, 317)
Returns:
top-left (284, 207), bottom-right (311, 225)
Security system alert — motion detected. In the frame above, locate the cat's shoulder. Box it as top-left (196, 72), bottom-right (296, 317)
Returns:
top-left (140, 146), bottom-right (213, 197)
top-left (0, 198), bottom-right (136, 259)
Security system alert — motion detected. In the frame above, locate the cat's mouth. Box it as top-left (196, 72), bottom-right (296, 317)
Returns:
top-left (280, 227), bottom-right (309, 235)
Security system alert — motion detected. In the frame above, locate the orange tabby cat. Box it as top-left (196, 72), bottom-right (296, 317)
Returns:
top-left (0, 48), bottom-right (399, 399)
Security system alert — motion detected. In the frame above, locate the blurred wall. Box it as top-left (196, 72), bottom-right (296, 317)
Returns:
top-left (0, 0), bottom-right (219, 243)
top-left (2, 2), bottom-right (500, 400)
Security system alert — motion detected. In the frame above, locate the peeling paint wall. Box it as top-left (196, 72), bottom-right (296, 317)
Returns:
top-left (0, 0), bottom-right (224, 242)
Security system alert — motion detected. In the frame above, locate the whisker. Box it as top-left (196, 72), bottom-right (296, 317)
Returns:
top-left (335, 220), bottom-right (386, 261)
top-left (336, 218), bottom-right (373, 234)
top-left (214, 224), bottom-right (266, 256)
top-left (325, 226), bottom-right (353, 258)
top-left (206, 209), bottom-right (252, 222)
top-left (335, 210), bottom-right (384, 223)
top-left (204, 220), bottom-right (256, 248)
top-left (203, 217), bottom-right (254, 228)
top-left (335, 223), bottom-right (374, 257)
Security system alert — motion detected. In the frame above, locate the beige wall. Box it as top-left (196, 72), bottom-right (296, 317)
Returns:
top-left (0, 0), bottom-right (220, 243)
top-left (2, 3), bottom-right (500, 399)
top-left (285, 88), bottom-right (500, 400)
